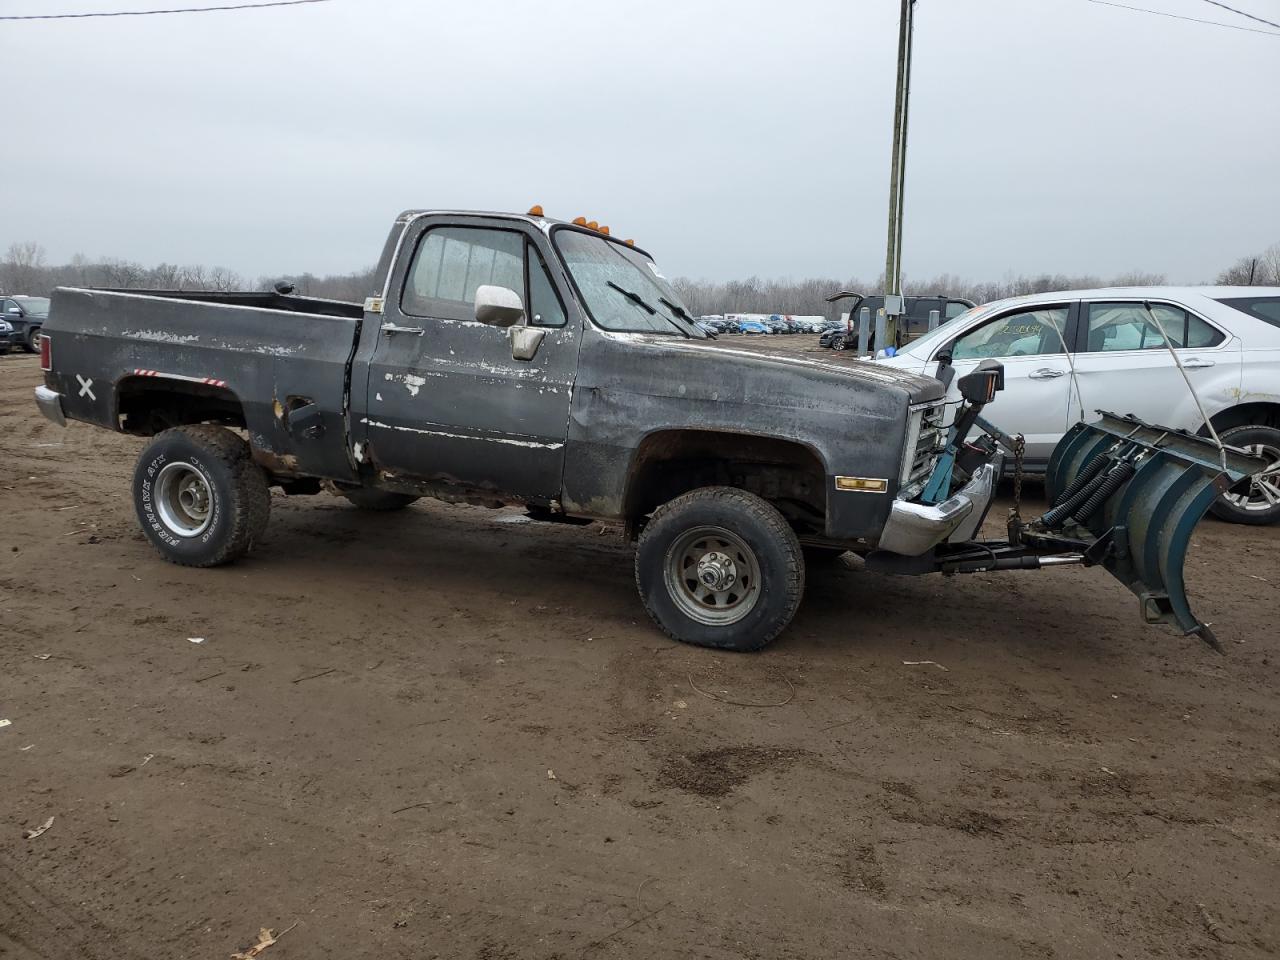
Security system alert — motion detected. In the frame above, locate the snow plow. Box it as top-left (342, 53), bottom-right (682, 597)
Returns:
top-left (866, 360), bottom-right (1265, 651)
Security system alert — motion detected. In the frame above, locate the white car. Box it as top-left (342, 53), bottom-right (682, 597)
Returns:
top-left (878, 287), bottom-right (1280, 524)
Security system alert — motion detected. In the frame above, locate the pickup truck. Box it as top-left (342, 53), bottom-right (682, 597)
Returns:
top-left (33, 208), bottom-right (1261, 652)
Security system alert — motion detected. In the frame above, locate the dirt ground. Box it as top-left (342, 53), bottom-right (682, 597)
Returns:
top-left (2, 345), bottom-right (1278, 960)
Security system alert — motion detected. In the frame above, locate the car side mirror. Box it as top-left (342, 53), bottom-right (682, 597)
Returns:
top-left (474, 285), bottom-right (525, 327)
top-left (957, 360), bottom-right (1004, 405)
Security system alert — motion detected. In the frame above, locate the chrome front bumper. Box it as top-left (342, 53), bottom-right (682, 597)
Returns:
top-left (877, 459), bottom-right (1000, 556)
top-left (34, 385), bottom-right (66, 427)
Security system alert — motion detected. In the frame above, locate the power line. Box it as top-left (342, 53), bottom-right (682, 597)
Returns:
top-left (1200, 0), bottom-right (1280, 30)
top-left (1086, 0), bottom-right (1280, 35)
top-left (0, 0), bottom-right (330, 20)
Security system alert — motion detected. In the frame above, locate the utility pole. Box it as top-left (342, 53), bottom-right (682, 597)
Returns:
top-left (882, 0), bottom-right (916, 350)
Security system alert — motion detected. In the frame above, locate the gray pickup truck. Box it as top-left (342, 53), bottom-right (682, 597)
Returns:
top-left (33, 209), bottom-right (1261, 651)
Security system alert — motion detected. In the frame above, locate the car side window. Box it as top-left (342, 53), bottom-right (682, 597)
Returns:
top-left (949, 306), bottom-right (1069, 361)
top-left (402, 226), bottom-right (525, 322)
top-left (1083, 302), bottom-right (1223, 352)
top-left (526, 245), bottom-right (567, 328)
top-left (945, 301), bottom-right (969, 319)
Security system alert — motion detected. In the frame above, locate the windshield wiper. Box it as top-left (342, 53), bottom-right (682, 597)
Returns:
top-left (607, 281), bottom-right (691, 338)
top-left (659, 297), bottom-right (710, 337)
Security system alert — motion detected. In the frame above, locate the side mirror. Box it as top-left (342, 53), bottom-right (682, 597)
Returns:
top-left (474, 285), bottom-right (524, 327)
top-left (957, 360), bottom-right (1005, 406)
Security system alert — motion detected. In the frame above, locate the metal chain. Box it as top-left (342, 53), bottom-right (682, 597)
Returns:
top-left (1006, 433), bottom-right (1027, 543)
top-left (1012, 433), bottom-right (1025, 517)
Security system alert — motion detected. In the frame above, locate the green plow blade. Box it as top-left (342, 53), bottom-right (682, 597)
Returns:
top-left (1038, 412), bottom-right (1265, 651)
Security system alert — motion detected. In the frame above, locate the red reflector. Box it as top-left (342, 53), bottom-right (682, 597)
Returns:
top-left (39, 334), bottom-right (52, 372)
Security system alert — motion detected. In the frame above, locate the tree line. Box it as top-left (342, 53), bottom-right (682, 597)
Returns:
top-left (0, 242), bottom-right (378, 304)
top-left (3, 239), bottom-right (1277, 318)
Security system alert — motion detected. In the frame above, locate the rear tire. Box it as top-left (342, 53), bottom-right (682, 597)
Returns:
top-left (635, 487), bottom-right (804, 652)
top-left (1209, 425), bottom-right (1280, 525)
top-left (831, 334), bottom-right (846, 351)
top-left (22, 327), bottom-right (41, 353)
top-left (133, 425), bottom-right (271, 567)
top-left (340, 488), bottom-right (420, 511)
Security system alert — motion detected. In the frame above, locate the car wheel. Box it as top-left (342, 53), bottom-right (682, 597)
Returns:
top-left (339, 488), bottom-right (420, 511)
top-left (1209, 425), bottom-right (1280, 525)
top-left (831, 334), bottom-right (846, 351)
top-left (23, 327), bottom-right (41, 353)
top-left (133, 425), bottom-right (271, 566)
top-left (635, 487), bottom-right (804, 651)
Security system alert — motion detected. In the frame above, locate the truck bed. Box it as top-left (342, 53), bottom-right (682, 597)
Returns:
top-left (42, 287), bottom-right (366, 482)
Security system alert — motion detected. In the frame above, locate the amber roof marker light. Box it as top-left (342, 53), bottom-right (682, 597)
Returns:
top-left (527, 204), bottom-right (544, 217)
top-left (572, 216), bottom-right (587, 226)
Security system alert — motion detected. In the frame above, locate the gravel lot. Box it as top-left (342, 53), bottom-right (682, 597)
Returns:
top-left (2, 347), bottom-right (1278, 959)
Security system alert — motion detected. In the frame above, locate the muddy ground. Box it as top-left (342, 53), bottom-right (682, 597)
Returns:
top-left (2, 346), bottom-right (1278, 960)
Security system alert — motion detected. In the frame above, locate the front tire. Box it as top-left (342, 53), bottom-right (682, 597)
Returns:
top-left (133, 425), bottom-right (271, 567)
top-left (1209, 425), bottom-right (1280, 525)
top-left (635, 487), bottom-right (804, 651)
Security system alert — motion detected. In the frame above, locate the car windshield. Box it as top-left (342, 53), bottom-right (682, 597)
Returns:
top-left (898, 301), bottom-right (1003, 356)
top-left (553, 229), bottom-right (700, 336)
top-left (15, 297), bottom-right (50, 317)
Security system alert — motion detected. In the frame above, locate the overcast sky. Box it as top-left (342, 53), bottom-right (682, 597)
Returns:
top-left (4, 0), bottom-right (1278, 284)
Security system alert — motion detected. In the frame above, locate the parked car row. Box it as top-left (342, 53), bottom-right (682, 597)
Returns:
top-left (698, 314), bottom-right (828, 335)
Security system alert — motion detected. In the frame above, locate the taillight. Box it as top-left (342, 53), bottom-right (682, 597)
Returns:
top-left (39, 333), bottom-right (51, 371)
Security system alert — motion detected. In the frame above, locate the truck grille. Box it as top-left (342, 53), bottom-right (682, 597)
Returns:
top-left (900, 400), bottom-right (947, 496)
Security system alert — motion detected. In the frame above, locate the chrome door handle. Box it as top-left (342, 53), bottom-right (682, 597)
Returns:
top-left (382, 323), bottom-right (424, 337)
top-left (1182, 358), bottom-right (1214, 368)
top-left (1029, 368), bottom-right (1066, 380)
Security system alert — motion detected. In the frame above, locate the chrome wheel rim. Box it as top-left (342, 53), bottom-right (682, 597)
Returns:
top-left (1223, 443), bottom-right (1280, 513)
top-left (155, 462), bottom-right (214, 537)
top-left (663, 525), bottom-right (761, 626)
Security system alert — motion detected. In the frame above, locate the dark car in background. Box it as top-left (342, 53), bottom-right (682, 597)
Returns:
top-left (2, 296), bottom-right (50, 352)
top-left (822, 294), bottom-right (975, 350)
top-left (0, 317), bottom-right (13, 354)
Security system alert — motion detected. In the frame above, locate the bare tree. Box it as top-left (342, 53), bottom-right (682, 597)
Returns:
top-left (1, 241), bottom-right (48, 294)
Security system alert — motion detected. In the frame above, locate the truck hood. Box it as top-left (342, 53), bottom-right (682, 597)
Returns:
top-left (651, 334), bottom-right (944, 403)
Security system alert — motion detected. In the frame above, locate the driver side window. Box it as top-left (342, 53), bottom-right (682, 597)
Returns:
top-left (950, 306), bottom-right (1069, 361)
top-left (402, 227), bottom-right (525, 322)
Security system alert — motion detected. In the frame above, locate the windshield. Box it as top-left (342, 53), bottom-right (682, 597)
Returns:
top-left (553, 229), bottom-right (700, 335)
top-left (14, 297), bottom-right (50, 317)
top-left (898, 301), bottom-right (1003, 356)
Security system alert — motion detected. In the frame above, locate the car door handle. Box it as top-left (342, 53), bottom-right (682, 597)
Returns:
top-left (1182, 358), bottom-right (1214, 369)
top-left (382, 323), bottom-right (424, 337)
top-left (1029, 368), bottom-right (1066, 380)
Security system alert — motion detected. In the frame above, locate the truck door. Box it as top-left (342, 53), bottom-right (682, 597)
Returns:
top-left (361, 221), bottom-right (578, 502)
